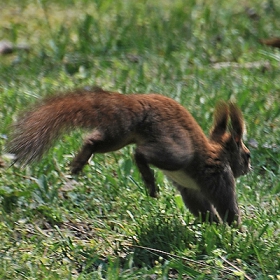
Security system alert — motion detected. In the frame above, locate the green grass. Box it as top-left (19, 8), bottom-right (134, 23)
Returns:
top-left (0, 0), bottom-right (279, 279)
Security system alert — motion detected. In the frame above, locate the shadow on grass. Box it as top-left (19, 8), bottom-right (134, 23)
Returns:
top-left (132, 214), bottom-right (196, 267)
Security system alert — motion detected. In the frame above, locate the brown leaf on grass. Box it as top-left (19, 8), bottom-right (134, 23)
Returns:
top-left (0, 157), bottom-right (5, 168)
top-left (212, 61), bottom-right (271, 71)
top-left (245, 7), bottom-right (260, 21)
top-left (0, 40), bottom-right (30, 55)
top-left (260, 38), bottom-right (280, 48)
top-left (0, 40), bottom-right (13, 55)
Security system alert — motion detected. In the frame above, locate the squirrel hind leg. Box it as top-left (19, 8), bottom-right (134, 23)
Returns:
top-left (70, 130), bottom-right (104, 174)
top-left (70, 141), bottom-right (95, 174)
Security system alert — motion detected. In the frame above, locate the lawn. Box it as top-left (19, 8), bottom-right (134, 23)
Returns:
top-left (0, 0), bottom-right (279, 279)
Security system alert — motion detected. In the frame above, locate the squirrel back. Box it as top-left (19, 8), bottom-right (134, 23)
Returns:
top-left (7, 88), bottom-right (206, 166)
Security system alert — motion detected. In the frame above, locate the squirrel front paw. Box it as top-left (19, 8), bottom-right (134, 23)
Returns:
top-left (70, 161), bottom-right (85, 175)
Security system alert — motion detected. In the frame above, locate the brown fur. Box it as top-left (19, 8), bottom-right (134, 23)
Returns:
top-left (7, 88), bottom-right (251, 225)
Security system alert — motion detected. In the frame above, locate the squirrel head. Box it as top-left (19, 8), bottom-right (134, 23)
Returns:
top-left (209, 101), bottom-right (251, 178)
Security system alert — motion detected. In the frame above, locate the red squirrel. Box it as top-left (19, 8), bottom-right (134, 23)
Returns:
top-left (7, 87), bottom-right (251, 225)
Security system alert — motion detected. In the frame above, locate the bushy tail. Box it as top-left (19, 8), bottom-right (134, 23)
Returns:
top-left (7, 89), bottom-right (106, 165)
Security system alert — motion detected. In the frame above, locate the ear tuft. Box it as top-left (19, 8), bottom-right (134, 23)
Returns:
top-left (229, 102), bottom-right (244, 144)
top-left (210, 101), bottom-right (229, 141)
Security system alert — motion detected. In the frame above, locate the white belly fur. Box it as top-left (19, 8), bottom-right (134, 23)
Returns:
top-left (162, 170), bottom-right (200, 190)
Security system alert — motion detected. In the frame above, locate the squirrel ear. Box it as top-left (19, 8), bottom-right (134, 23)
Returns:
top-left (229, 102), bottom-right (244, 144)
top-left (210, 101), bottom-right (229, 141)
